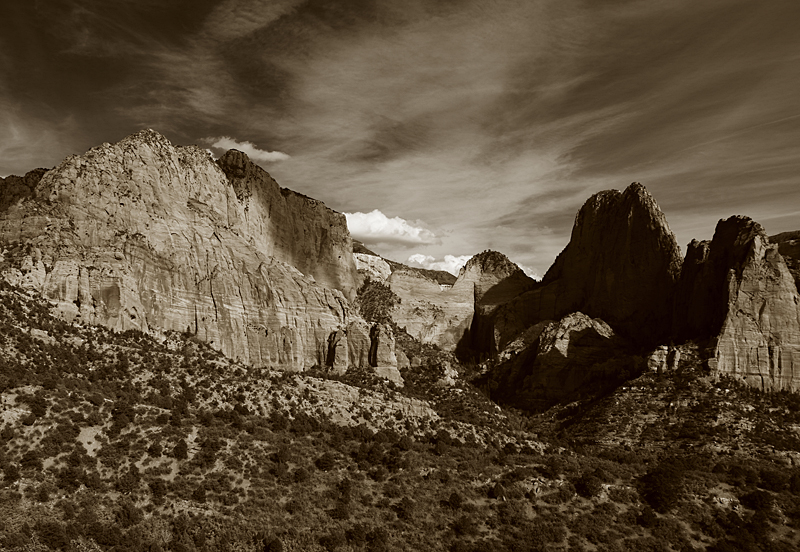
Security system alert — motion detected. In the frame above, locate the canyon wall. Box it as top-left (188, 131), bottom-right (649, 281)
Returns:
top-left (0, 130), bottom-right (394, 372)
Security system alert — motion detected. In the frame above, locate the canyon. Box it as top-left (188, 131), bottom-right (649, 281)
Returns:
top-left (2, 132), bottom-right (799, 410)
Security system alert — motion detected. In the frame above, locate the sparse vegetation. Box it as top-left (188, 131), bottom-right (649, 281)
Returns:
top-left (1, 277), bottom-right (800, 551)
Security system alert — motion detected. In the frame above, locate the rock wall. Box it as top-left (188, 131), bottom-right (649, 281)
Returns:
top-left (674, 216), bottom-right (800, 390)
top-left (770, 231), bottom-right (800, 293)
top-left (217, 150), bottom-right (358, 299)
top-left (480, 183), bottom-right (683, 356)
top-left (0, 129), bottom-right (389, 371)
top-left (387, 250), bottom-right (534, 352)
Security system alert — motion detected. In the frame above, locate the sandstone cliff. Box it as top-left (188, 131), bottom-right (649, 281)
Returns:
top-left (0, 168), bottom-right (49, 212)
top-left (0, 130), bottom-right (395, 372)
top-left (770, 231), bottom-right (800, 293)
top-left (475, 183), bottom-right (683, 357)
top-left (387, 250), bottom-right (534, 352)
top-left (674, 216), bottom-right (800, 390)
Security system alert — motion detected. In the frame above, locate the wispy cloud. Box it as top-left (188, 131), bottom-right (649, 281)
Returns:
top-left (345, 210), bottom-right (439, 248)
top-left (2, 0), bottom-right (799, 275)
top-left (207, 136), bottom-right (290, 163)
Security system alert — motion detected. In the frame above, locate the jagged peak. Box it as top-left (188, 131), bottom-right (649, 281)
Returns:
top-left (461, 250), bottom-right (521, 276)
top-left (117, 128), bottom-right (174, 148)
top-left (578, 182), bottom-right (662, 222)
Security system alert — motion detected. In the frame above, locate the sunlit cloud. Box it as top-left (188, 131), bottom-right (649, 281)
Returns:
top-left (345, 210), bottom-right (439, 248)
top-left (207, 137), bottom-right (290, 163)
top-left (407, 254), bottom-right (473, 276)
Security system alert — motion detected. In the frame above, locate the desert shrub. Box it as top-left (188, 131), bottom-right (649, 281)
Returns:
top-left (173, 439), bottom-right (189, 460)
top-left (575, 473), bottom-right (603, 498)
top-left (316, 452), bottom-right (336, 472)
top-left (640, 463), bottom-right (684, 513)
top-left (740, 489), bottom-right (774, 512)
top-left (759, 466), bottom-right (790, 492)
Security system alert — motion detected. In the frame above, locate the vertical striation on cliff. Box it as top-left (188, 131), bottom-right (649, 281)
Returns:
top-left (0, 129), bottom-right (385, 371)
top-left (674, 216), bottom-right (800, 390)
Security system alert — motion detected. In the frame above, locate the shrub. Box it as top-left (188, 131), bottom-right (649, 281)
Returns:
top-left (641, 463), bottom-right (684, 513)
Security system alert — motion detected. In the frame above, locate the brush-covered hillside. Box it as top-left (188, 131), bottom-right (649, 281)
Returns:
top-left (2, 280), bottom-right (800, 552)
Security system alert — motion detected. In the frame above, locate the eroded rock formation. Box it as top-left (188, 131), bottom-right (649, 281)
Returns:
top-left (477, 183), bottom-right (683, 357)
top-left (0, 129), bottom-right (391, 371)
top-left (387, 250), bottom-right (534, 352)
top-left (484, 312), bottom-right (634, 411)
top-left (674, 216), bottom-right (800, 390)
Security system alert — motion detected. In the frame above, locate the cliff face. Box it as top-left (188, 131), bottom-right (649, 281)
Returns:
top-left (770, 231), bottom-right (800, 293)
top-left (217, 150), bottom-right (358, 299)
top-left (386, 250), bottom-right (534, 352)
top-left (481, 183), bottom-right (683, 356)
top-left (674, 217), bottom-right (800, 390)
top-left (0, 130), bottom-right (390, 371)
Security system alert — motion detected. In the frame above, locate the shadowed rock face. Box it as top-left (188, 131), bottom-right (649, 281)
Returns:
top-left (675, 216), bottom-right (800, 390)
top-left (483, 312), bottom-right (634, 411)
top-left (0, 129), bottom-right (381, 371)
top-left (480, 183), bottom-right (683, 356)
top-left (216, 150), bottom-right (358, 300)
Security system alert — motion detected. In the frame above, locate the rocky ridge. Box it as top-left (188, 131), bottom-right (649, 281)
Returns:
top-left (674, 216), bottom-right (800, 390)
top-left (0, 130), bottom-right (397, 374)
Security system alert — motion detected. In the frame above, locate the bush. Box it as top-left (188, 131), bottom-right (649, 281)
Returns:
top-left (316, 452), bottom-right (336, 472)
top-left (575, 473), bottom-right (603, 498)
top-left (641, 463), bottom-right (684, 513)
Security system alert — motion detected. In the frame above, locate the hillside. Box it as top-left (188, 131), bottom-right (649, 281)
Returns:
top-left (3, 280), bottom-right (800, 551)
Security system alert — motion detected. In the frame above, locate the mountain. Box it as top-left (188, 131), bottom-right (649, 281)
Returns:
top-left (0, 130), bottom-right (395, 374)
top-left (353, 249), bottom-right (534, 353)
top-left (470, 183), bottom-right (682, 365)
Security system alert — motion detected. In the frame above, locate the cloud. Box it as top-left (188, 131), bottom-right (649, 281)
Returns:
top-left (345, 210), bottom-right (439, 247)
top-left (407, 254), bottom-right (473, 276)
top-left (207, 136), bottom-right (290, 163)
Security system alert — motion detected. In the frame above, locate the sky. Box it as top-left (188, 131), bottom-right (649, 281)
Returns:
top-left (1, 0), bottom-right (799, 277)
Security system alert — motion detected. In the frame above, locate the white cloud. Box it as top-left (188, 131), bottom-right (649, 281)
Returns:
top-left (515, 263), bottom-right (541, 281)
top-left (207, 136), bottom-right (290, 163)
top-left (345, 210), bottom-right (439, 247)
top-left (407, 254), bottom-right (473, 276)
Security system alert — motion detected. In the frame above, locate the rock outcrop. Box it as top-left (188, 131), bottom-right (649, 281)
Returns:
top-left (0, 168), bottom-right (48, 212)
top-left (477, 183), bottom-right (683, 357)
top-left (483, 312), bottom-right (634, 411)
top-left (770, 231), bottom-right (800, 293)
top-left (388, 251), bottom-right (535, 352)
top-left (354, 252), bottom-right (392, 283)
top-left (0, 130), bottom-right (392, 372)
top-left (674, 216), bottom-right (800, 390)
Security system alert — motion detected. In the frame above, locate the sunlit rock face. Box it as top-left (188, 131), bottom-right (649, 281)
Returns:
top-left (478, 183), bottom-right (683, 357)
top-left (674, 216), bottom-right (800, 390)
top-left (387, 250), bottom-right (534, 352)
top-left (770, 231), bottom-right (800, 293)
top-left (0, 129), bottom-right (386, 371)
